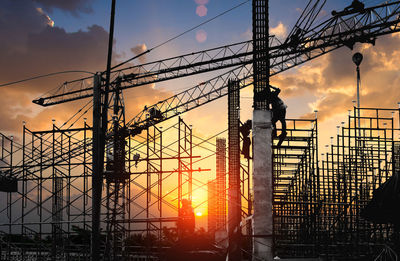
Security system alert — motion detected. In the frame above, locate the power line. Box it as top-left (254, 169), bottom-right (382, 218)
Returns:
top-left (112, 0), bottom-right (250, 71)
top-left (0, 70), bottom-right (95, 88)
top-left (2, 1), bottom-right (249, 93)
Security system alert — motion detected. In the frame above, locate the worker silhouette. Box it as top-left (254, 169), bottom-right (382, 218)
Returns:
top-left (253, 85), bottom-right (287, 147)
top-left (332, 0), bottom-right (364, 16)
top-left (133, 153), bottom-right (140, 168)
top-left (178, 199), bottom-right (195, 239)
top-left (269, 85), bottom-right (287, 147)
top-left (287, 28), bottom-right (304, 49)
top-left (240, 120), bottom-right (252, 160)
top-left (148, 107), bottom-right (163, 121)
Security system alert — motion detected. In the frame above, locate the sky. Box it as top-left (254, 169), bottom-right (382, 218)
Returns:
top-left (1, 0), bottom-right (399, 134)
top-left (1, 0), bottom-right (400, 227)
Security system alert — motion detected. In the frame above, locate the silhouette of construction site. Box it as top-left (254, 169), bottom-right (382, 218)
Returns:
top-left (2, 0), bottom-right (400, 260)
top-left (2, 94), bottom-right (400, 259)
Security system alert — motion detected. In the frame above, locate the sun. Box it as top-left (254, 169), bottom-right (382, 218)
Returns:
top-left (196, 211), bottom-right (203, 217)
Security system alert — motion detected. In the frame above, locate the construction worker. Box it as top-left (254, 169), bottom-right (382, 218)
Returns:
top-left (133, 153), bottom-right (140, 168)
top-left (332, 0), bottom-right (365, 16)
top-left (178, 199), bottom-right (195, 239)
top-left (287, 28), bottom-right (304, 49)
top-left (269, 85), bottom-right (287, 147)
top-left (239, 120), bottom-right (252, 160)
top-left (148, 107), bottom-right (163, 121)
top-left (253, 85), bottom-right (287, 147)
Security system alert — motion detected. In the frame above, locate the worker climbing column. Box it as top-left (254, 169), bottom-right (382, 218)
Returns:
top-left (252, 0), bottom-right (273, 260)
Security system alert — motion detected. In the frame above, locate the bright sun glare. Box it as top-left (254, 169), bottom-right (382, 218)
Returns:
top-left (196, 212), bottom-right (203, 217)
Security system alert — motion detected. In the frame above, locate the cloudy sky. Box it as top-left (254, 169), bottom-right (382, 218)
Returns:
top-left (1, 0), bottom-right (400, 147)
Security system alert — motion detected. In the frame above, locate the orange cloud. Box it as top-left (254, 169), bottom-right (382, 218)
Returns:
top-left (0, 1), bottom-right (170, 136)
top-left (270, 22), bottom-right (287, 39)
top-left (130, 43), bottom-right (148, 63)
top-left (272, 33), bottom-right (400, 122)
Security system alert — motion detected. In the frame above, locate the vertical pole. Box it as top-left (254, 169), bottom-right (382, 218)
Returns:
top-left (159, 127), bottom-right (163, 241)
top-left (92, 73), bottom-right (102, 261)
top-left (352, 52), bottom-right (362, 131)
top-left (189, 125), bottom-right (193, 201)
top-left (147, 127), bottom-right (151, 239)
top-left (216, 137), bottom-right (227, 246)
top-left (93, 1), bottom-right (115, 258)
top-left (356, 66), bottom-right (360, 110)
top-left (228, 80), bottom-right (241, 260)
top-left (356, 66), bottom-right (361, 131)
top-left (83, 119), bottom-right (87, 230)
top-left (178, 118), bottom-right (182, 215)
top-left (51, 121), bottom-right (56, 261)
top-left (252, 0), bottom-right (273, 260)
top-left (22, 124), bottom-right (25, 236)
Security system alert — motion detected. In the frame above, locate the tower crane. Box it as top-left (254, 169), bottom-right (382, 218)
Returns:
top-left (34, 0), bottom-right (400, 118)
top-left (126, 0), bottom-right (400, 135)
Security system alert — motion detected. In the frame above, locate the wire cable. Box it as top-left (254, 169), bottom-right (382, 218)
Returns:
top-left (3, 1), bottom-right (249, 97)
top-left (0, 70), bottom-right (95, 88)
top-left (112, 0), bottom-right (250, 71)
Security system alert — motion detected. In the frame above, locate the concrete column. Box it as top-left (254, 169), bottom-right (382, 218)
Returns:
top-left (252, 109), bottom-right (273, 261)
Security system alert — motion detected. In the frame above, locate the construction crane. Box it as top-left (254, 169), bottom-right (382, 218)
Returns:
top-left (126, 0), bottom-right (400, 134)
top-left (30, 0), bottom-right (400, 259)
top-left (34, 0), bottom-right (400, 115)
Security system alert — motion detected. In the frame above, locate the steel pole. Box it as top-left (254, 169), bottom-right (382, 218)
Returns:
top-left (91, 73), bottom-right (102, 261)
top-left (357, 65), bottom-right (361, 129)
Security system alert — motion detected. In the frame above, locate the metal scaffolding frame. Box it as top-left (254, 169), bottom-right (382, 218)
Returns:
top-left (0, 123), bottom-right (93, 260)
top-left (2, 104), bottom-right (400, 260)
top-left (216, 138), bottom-right (227, 232)
top-left (0, 112), bottom-right (210, 259)
top-left (316, 107), bottom-right (400, 259)
top-left (228, 79), bottom-right (242, 259)
top-left (273, 118), bottom-right (319, 258)
top-left (273, 107), bottom-right (400, 260)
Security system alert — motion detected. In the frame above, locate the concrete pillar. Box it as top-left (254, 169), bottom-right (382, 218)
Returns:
top-left (252, 109), bottom-right (273, 261)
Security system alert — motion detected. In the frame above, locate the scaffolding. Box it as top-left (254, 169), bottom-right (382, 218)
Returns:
top-left (208, 138), bottom-right (227, 244)
top-left (316, 107), bottom-right (400, 259)
top-left (273, 107), bottom-right (400, 260)
top-left (215, 138), bottom-right (227, 232)
top-left (0, 113), bottom-right (213, 259)
top-left (273, 118), bottom-right (319, 258)
top-left (3, 104), bottom-right (400, 260)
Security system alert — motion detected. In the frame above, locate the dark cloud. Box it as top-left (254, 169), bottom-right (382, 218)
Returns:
top-left (0, 1), bottom-right (49, 52)
top-left (0, 0), bottom-right (169, 134)
top-left (33, 0), bottom-right (93, 14)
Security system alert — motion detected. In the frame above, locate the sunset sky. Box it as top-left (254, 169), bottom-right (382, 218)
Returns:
top-left (2, 0), bottom-right (400, 226)
top-left (1, 0), bottom-right (399, 137)
top-left (1, 0), bottom-right (400, 134)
